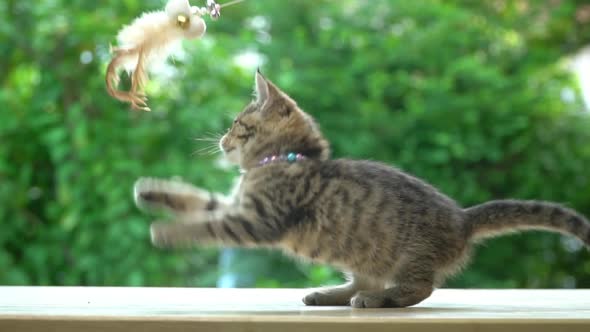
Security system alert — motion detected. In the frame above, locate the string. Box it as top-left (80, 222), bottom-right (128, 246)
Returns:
top-left (220, 0), bottom-right (246, 8)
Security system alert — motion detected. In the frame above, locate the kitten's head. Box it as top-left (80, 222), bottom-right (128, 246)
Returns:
top-left (220, 71), bottom-right (330, 169)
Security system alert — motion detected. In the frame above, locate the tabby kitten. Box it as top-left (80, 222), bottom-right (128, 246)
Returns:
top-left (134, 71), bottom-right (590, 308)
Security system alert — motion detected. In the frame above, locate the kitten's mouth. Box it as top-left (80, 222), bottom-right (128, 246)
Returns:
top-left (222, 146), bottom-right (240, 165)
top-left (219, 139), bottom-right (235, 154)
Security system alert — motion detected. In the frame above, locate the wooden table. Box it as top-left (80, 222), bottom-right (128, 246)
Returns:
top-left (0, 287), bottom-right (589, 331)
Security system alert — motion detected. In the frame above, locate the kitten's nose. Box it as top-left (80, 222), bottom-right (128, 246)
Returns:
top-left (219, 135), bottom-right (229, 152)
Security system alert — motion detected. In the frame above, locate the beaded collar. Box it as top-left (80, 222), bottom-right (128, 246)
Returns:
top-left (258, 152), bottom-right (306, 166)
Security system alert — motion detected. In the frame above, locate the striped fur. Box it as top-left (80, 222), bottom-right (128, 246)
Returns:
top-left (135, 72), bottom-right (590, 308)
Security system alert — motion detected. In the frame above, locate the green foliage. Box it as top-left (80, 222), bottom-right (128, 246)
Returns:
top-left (1, 0), bottom-right (589, 288)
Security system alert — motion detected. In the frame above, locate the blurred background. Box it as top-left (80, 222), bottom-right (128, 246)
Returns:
top-left (1, 0), bottom-right (590, 289)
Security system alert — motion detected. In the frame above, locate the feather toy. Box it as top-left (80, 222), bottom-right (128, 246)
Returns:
top-left (105, 0), bottom-right (226, 111)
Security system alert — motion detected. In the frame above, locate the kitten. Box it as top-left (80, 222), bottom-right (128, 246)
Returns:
top-left (134, 71), bottom-right (590, 308)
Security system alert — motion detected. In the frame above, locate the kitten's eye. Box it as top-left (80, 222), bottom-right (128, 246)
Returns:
top-left (236, 133), bottom-right (254, 140)
top-left (232, 119), bottom-right (255, 141)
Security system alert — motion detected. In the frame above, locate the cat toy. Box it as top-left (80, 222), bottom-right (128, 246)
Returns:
top-left (105, 0), bottom-right (243, 111)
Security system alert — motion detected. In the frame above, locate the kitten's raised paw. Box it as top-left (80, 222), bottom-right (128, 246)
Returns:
top-left (350, 291), bottom-right (398, 308)
top-left (302, 291), bottom-right (351, 306)
top-left (134, 177), bottom-right (207, 214)
top-left (134, 178), bottom-right (172, 213)
top-left (150, 222), bottom-right (175, 249)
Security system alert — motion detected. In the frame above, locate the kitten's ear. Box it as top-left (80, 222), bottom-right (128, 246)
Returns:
top-left (254, 70), bottom-right (293, 116)
top-left (255, 69), bottom-right (270, 104)
top-left (255, 69), bottom-right (282, 105)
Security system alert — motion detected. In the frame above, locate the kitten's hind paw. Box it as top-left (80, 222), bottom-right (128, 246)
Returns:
top-left (350, 286), bottom-right (432, 308)
top-left (303, 291), bottom-right (351, 306)
top-left (351, 291), bottom-right (397, 308)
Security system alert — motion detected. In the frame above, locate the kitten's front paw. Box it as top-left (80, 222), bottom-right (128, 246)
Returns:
top-left (134, 178), bottom-right (167, 213)
top-left (150, 222), bottom-right (174, 249)
top-left (134, 177), bottom-right (208, 214)
top-left (303, 291), bottom-right (351, 306)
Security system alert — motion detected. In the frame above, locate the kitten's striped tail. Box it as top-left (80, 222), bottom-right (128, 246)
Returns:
top-left (464, 200), bottom-right (590, 247)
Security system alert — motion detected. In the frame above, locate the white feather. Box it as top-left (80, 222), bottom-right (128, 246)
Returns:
top-left (185, 15), bottom-right (206, 40)
top-left (116, 11), bottom-right (184, 70)
top-left (106, 0), bottom-right (207, 111)
top-left (165, 0), bottom-right (192, 21)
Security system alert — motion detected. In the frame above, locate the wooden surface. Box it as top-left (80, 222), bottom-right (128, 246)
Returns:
top-left (0, 287), bottom-right (589, 332)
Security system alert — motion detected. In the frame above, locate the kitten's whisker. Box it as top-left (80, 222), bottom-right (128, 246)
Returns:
top-left (194, 131), bottom-right (224, 143)
top-left (194, 137), bottom-right (220, 142)
top-left (194, 134), bottom-right (218, 140)
top-left (192, 142), bottom-right (222, 156)
top-left (205, 149), bottom-right (221, 156)
top-left (192, 149), bottom-right (221, 157)
top-left (204, 130), bottom-right (223, 137)
top-left (193, 143), bottom-right (217, 152)
top-left (193, 145), bottom-right (218, 153)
